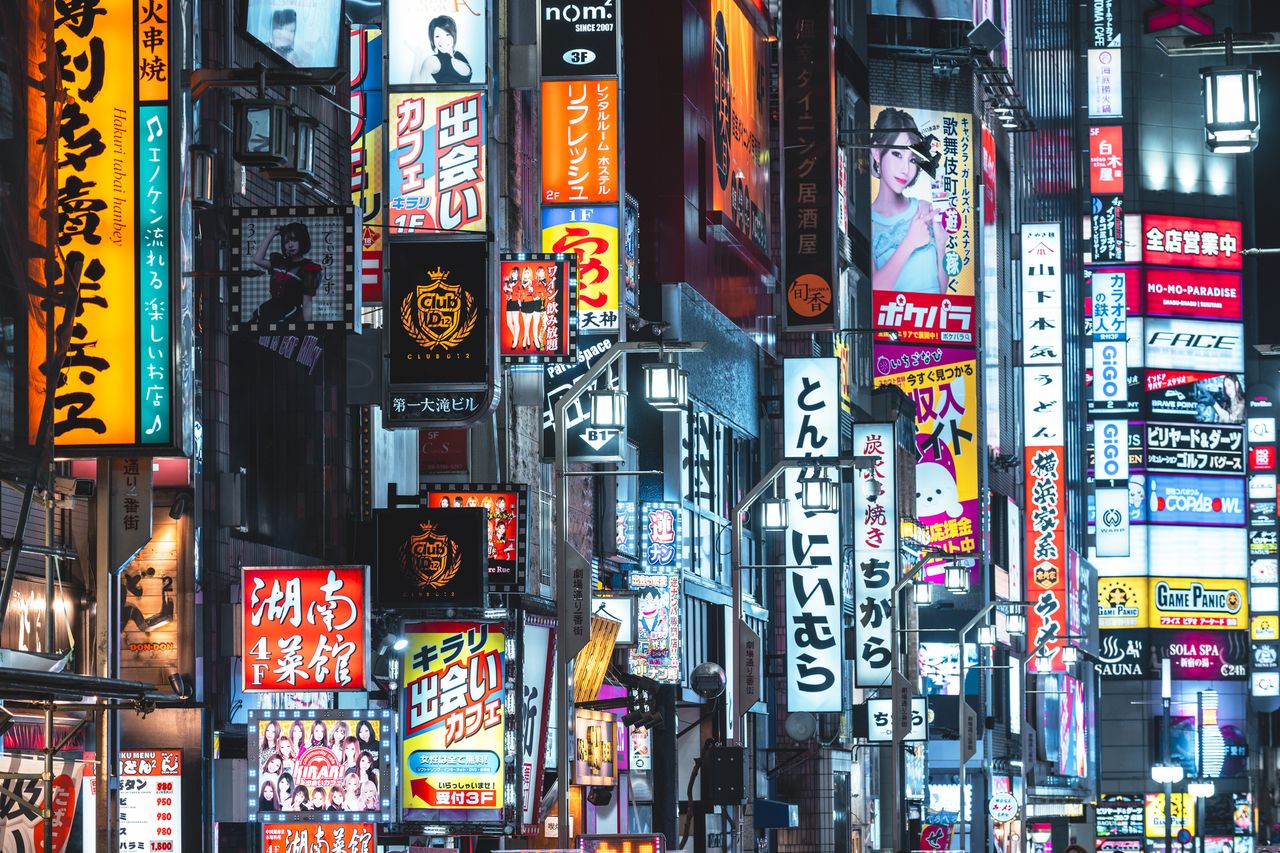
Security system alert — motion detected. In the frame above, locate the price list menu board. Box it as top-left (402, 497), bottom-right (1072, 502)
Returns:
top-left (119, 749), bottom-right (182, 852)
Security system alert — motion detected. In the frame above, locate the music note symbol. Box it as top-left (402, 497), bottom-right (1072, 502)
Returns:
top-left (144, 414), bottom-right (162, 436)
top-left (145, 114), bottom-right (164, 142)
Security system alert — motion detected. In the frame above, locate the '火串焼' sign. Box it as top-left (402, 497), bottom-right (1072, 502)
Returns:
top-left (31, 0), bottom-right (180, 454)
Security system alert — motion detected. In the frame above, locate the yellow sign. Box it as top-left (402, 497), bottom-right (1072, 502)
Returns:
top-left (1149, 577), bottom-right (1248, 630)
top-left (29, 0), bottom-right (177, 452)
top-left (1099, 577), bottom-right (1148, 629)
top-left (1252, 614), bottom-right (1279, 641)
top-left (402, 621), bottom-right (505, 818)
top-left (1146, 793), bottom-right (1195, 838)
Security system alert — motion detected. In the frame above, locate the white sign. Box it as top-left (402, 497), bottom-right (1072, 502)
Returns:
top-left (784, 469), bottom-right (843, 712)
top-left (853, 423), bottom-right (898, 687)
top-left (866, 697), bottom-right (927, 742)
top-left (1091, 268), bottom-right (1128, 341)
top-left (989, 791), bottom-right (1020, 823)
top-left (1094, 486), bottom-right (1130, 558)
top-left (1250, 474), bottom-right (1277, 500)
top-left (1020, 224), bottom-right (1063, 365)
top-left (1249, 417), bottom-right (1277, 443)
top-left (119, 749), bottom-right (182, 853)
top-left (1088, 48), bottom-right (1122, 118)
top-left (1144, 317), bottom-right (1244, 373)
top-left (1089, 525), bottom-right (1148, 577)
top-left (1148, 526), bottom-right (1247, 579)
top-left (1094, 419), bottom-right (1130, 481)
top-left (782, 358), bottom-right (839, 460)
top-left (1091, 338), bottom-right (1129, 405)
top-left (1024, 366), bottom-right (1065, 447)
top-left (519, 619), bottom-right (554, 829)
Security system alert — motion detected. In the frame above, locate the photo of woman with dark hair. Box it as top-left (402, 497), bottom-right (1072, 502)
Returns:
top-left (259, 778), bottom-right (279, 811)
top-left (356, 719), bottom-right (376, 750)
top-left (413, 15), bottom-right (473, 84)
top-left (249, 221), bottom-right (322, 323)
top-left (870, 107), bottom-right (948, 295)
top-left (1213, 374), bottom-right (1247, 424)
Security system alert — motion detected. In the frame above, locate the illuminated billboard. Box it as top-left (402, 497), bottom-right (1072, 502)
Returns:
top-left (713, 0), bottom-right (771, 253)
top-left (498, 253), bottom-right (577, 363)
top-left (1142, 215), bottom-right (1242, 271)
top-left (230, 207), bottom-right (361, 333)
top-left (1089, 126), bottom-right (1124, 194)
top-left (874, 345), bottom-right (980, 575)
top-left (542, 80), bottom-right (619, 204)
top-left (542, 205), bottom-right (620, 334)
top-left (246, 0), bottom-right (343, 68)
top-left (1144, 318), bottom-right (1244, 373)
top-left (1146, 371), bottom-right (1245, 425)
top-left (421, 484), bottom-right (528, 592)
top-left (388, 91), bottom-right (487, 234)
top-left (1144, 268), bottom-right (1242, 320)
top-left (263, 824), bottom-right (375, 853)
top-left (402, 621), bottom-right (506, 821)
top-left (1145, 422), bottom-right (1244, 475)
top-left (386, 1), bottom-right (487, 86)
top-left (247, 708), bottom-right (393, 823)
top-left (1149, 577), bottom-right (1248, 629)
top-left (853, 423), bottom-right (898, 687)
top-left (242, 566), bottom-right (369, 692)
top-left (1146, 475), bottom-right (1245, 526)
top-left (629, 573), bottom-right (681, 683)
top-left (870, 105), bottom-right (975, 343)
top-left (33, 0), bottom-right (181, 452)
top-left (351, 25), bottom-right (385, 302)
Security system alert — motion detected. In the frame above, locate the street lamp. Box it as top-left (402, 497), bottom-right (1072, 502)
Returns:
top-left (944, 561), bottom-right (968, 593)
top-left (588, 386), bottom-right (628, 431)
top-left (759, 481), bottom-right (789, 532)
top-left (798, 466), bottom-right (838, 513)
top-left (1151, 763), bottom-right (1185, 785)
top-left (1187, 780), bottom-right (1214, 798)
top-left (552, 339), bottom-right (706, 847)
top-left (643, 357), bottom-right (689, 412)
top-left (913, 581), bottom-right (934, 605)
top-left (1200, 29), bottom-right (1261, 153)
top-left (1006, 609), bottom-right (1026, 637)
top-left (1061, 644), bottom-right (1080, 666)
top-left (976, 624), bottom-right (996, 647)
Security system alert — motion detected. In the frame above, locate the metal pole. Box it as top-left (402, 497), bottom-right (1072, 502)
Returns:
top-left (1163, 658), bottom-right (1173, 853)
top-left (729, 460), bottom-right (790, 747)
top-left (957, 603), bottom-right (996, 853)
top-left (552, 340), bottom-right (705, 847)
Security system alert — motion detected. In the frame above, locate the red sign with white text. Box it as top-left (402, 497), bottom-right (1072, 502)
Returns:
top-left (1251, 446), bottom-right (1276, 471)
top-left (873, 291), bottom-right (975, 344)
top-left (1084, 266), bottom-right (1142, 317)
top-left (263, 823), bottom-right (376, 853)
top-left (1025, 445), bottom-right (1067, 672)
top-left (242, 566), bottom-right (369, 691)
top-left (1142, 214), bottom-right (1242, 271)
top-left (1089, 126), bottom-right (1124, 194)
top-left (1143, 267), bottom-right (1243, 320)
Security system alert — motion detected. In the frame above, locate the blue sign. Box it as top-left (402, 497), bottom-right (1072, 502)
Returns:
top-left (1146, 474), bottom-right (1245, 526)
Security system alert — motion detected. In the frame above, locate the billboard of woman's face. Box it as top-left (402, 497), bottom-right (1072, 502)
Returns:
top-left (387, 1), bottom-right (488, 86)
top-left (246, 0), bottom-right (343, 68)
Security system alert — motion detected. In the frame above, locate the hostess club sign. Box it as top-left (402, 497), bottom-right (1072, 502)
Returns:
top-left (1147, 474), bottom-right (1245, 526)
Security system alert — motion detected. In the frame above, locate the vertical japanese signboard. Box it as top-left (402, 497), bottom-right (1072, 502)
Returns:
top-left (712, 0), bottom-right (771, 256)
top-left (784, 466), bottom-right (843, 711)
top-left (33, 0), bottom-right (179, 452)
top-left (539, 0), bottom-right (623, 336)
top-left (854, 424), bottom-right (898, 687)
top-left (388, 91), bottom-right (487, 234)
top-left (870, 105), bottom-right (975, 345)
top-left (1087, 48), bottom-right (1122, 118)
top-left (1089, 126), bottom-right (1124, 194)
top-left (873, 345), bottom-right (980, 578)
top-left (241, 566), bottom-right (369, 691)
top-left (119, 750), bottom-right (181, 853)
top-left (630, 502), bottom-right (684, 683)
top-left (1248, 402), bottom-right (1280, 696)
top-left (1021, 224), bottom-right (1068, 671)
top-left (780, 0), bottom-right (834, 329)
top-left (782, 358), bottom-right (839, 460)
top-left (541, 80), bottom-right (619, 204)
top-left (401, 621), bottom-right (506, 821)
top-left (352, 23), bottom-right (385, 301)
top-left (519, 615), bottom-right (555, 832)
top-left (542, 206), bottom-right (620, 335)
